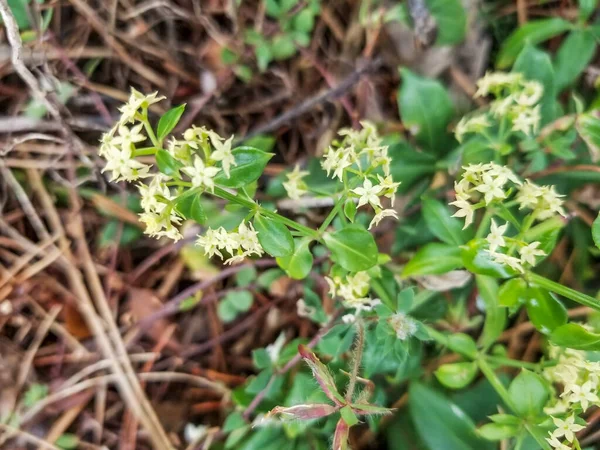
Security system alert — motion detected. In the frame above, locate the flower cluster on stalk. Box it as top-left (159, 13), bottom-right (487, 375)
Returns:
top-left (98, 89), bottom-right (241, 245)
top-left (455, 71), bottom-right (543, 143)
top-left (448, 162), bottom-right (567, 273)
top-left (543, 346), bottom-right (600, 449)
top-left (321, 122), bottom-right (401, 230)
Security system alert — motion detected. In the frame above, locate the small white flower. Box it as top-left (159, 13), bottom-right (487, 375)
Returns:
top-left (551, 415), bottom-right (585, 443)
top-left (376, 175), bottom-right (401, 205)
top-left (516, 81), bottom-right (543, 106)
top-left (454, 115), bottom-right (490, 142)
top-left (237, 221), bottom-right (263, 256)
top-left (369, 208), bottom-right (398, 230)
top-left (486, 250), bottom-right (524, 273)
top-left (449, 197), bottom-right (475, 229)
top-left (102, 144), bottom-right (152, 182)
top-left (511, 105), bottom-right (541, 136)
top-left (209, 132), bottom-right (236, 178)
top-left (283, 165), bottom-right (309, 200)
top-left (352, 178), bottom-right (382, 208)
top-left (564, 381), bottom-right (599, 411)
top-left (474, 172), bottom-right (507, 205)
top-left (182, 156), bottom-right (221, 191)
top-left (519, 241), bottom-right (546, 266)
top-left (486, 219), bottom-right (508, 252)
top-left (321, 147), bottom-right (354, 180)
top-left (546, 434), bottom-right (571, 450)
top-left (139, 210), bottom-right (182, 241)
top-left (111, 123), bottom-right (146, 146)
top-left (196, 228), bottom-right (225, 258)
top-left (138, 175), bottom-right (172, 213)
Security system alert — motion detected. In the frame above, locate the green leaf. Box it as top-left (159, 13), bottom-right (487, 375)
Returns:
top-left (276, 239), bottom-right (313, 279)
top-left (593, 212), bottom-right (600, 250)
top-left (409, 383), bottom-right (493, 450)
top-left (403, 243), bottom-right (463, 277)
top-left (476, 275), bottom-right (506, 349)
top-left (388, 140), bottom-right (437, 192)
top-left (554, 29), bottom-right (596, 91)
top-left (447, 333), bottom-right (478, 358)
top-left (513, 45), bottom-right (557, 125)
top-left (478, 423), bottom-right (519, 441)
top-left (298, 345), bottom-right (345, 405)
top-left (215, 147), bottom-right (273, 188)
top-left (175, 193), bottom-right (207, 224)
top-left (579, 0), bottom-right (598, 21)
top-left (255, 44), bottom-right (273, 72)
top-left (253, 215), bottom-right (294, 257)
top-left (293, 9), bottom-right (315, 33)
top-left (435, 362), bottom-right (478, 390)
top-left (496, 18), bottom-right (572, 69)
top-left (398, 69), bottom-right (454, 154)
top-left (252, 348), bottom-right (273, 369)
top-left (578, 111), bottom-right (600, 162)
top-left (339, 405), bottom-right (359, 427)
top-left (218, 291), bottom-right (254, 323)
top-left (424, 0), bottom-right (467, 45)
top-left (323, 225), bottom-right (378, 272)
top-left (157, 104), bottom-right (186, 140)
top-left (508, 369), bottom-right (549, 418)
top-left (498, 277), bottom-right (528, 308)
top-left (461, 239), bottom-right (515, 278)
top-left (23, 383), bottom-right (49, 407)
top-left (271, 34), bottom-right (297, 60)
top-left (422, 197), bottom-right (471, 245)
top-left (343, 199), bottom-right (356, 222)
top-left (550, 322), bottom-right (600, 351)
top-left (156, 149), bottom-right (182, 177)
top-left (525, 287), bottom-right (567, 335)
top-left (55, 434), bottom-right (79, 450)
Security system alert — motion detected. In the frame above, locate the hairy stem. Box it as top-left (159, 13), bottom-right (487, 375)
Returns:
top-left (345, 319), bottom-right (365, 403)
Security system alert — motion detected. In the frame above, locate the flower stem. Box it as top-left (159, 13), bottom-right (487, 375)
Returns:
top-left (318, 195), bottom-right (346, 233)
top-left (212, 187), bottom-right (320, 240)
top-left (477, 358), bottom-right (517, 413)
top-left (141, 108), bottom-right (161, 148)
top-left (527, 272), bottom-right (600, 311)
top-left (345, 319), bottom-right (365, 403)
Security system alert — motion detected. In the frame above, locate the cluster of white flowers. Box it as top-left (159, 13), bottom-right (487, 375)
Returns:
top-left (450, 162), bottom-right (521, 229)
top-left (454, 115), bottom-right (491, 143)
top-left (483, 219), bottom-right (546, 273)
top-left (99, 89), bottom-right (239, 243)
top-left (450, 163), bottom-right (566, 234)
top-left (516, 180), bottom-right (567, 220)
top-left (283, 165), bottom-right (309, 200)
top-left (196, 221), bottom-right (264, 265)
top-left (543, 345), bottom-right (600, 449)
top-left (471, 71), bottom-right (543, 137)
top-left (326, 271), bottom-right (380, 318)
top-left (321, 122), bottom-right (401, 229)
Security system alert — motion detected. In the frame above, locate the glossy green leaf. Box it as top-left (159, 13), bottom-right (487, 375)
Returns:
top-left (496, 18), bottom-right (572, 68)
top-left (435, 362), bottom-right (478, 390)
top-left (498, 278), bottom-right (528, 308)
top-left (447, 333), bottom-right (478, 358)
top-left (478, 423), bottom-right (519, 441)
top-left (550, 322), bottom-right (600, 351)
top-left (422, 197), bottom-right (471, 246)
top-left (425, 0), bottom-right (466, 45)
top-left (276, 239), bottom-right (313, 279)
top-left (156, 149), bottom-right (182, 177)
top-left (593, 212), bottom-right (600, 250)
top-left (525, 287), bottom-right (567, 335)
top-left (409, 383), bottom-right (493, 450)
top-left (343, 199), bottom-right (356, 222)
top-left (253, 215), bottom-right (294, 257)
top-left (388, 140), bottom-right (437, 191)
top-left (554, 29), bottom-right (596, 91)
top-left (403, 243), bottom-right (463, 277)
top-left (508, 369), bottom-right (549, 418)
top-left (214, 147), bottom-right (273, 188)
top-left (461, 239), bottom-right (515, 278)
top-left (476, 275), bottom-right (506, 349)
top-left (578, 112), bottom-right (600, 163)
top-left (323, 226), bottom-right (378, 272)
top-left (175, 193), bottom-right (207, 224)
top-left (513, 45), bottom-right (557, 125)
top-left (398, 69), bottom-right (454, 154)
top-left (157, 104), bottom-right (186, 140)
